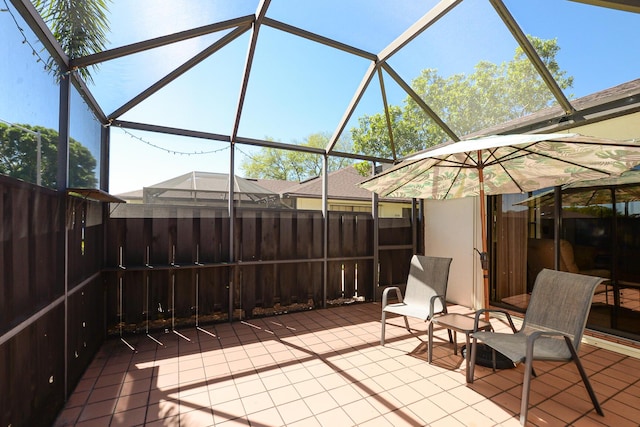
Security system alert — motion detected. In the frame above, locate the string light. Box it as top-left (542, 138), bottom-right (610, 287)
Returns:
top-left (236, 146), bottom-right (259, 162)
top-left (1, 0), bottom-right (63, 76)
top-left (115, 125), bottom-right (229, 156)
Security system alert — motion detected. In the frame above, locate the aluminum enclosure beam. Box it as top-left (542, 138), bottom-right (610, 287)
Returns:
top-left (113, 120), bottom-right (231, 142)
top-left (378, 68), bottom-right (397, 161)
top-left (490, 0), bottom-right (577, 116)
top-left (72, 75), bottom-right (108, 124)
top-left (71, 15), bottom-right (255, 68)
top-left (378, 0), bottom-right (463, 62)
top-left (263, 17), bottom-right (377, 61)
top-left (232, 0), bottom-right (270, 142)
top-left (109, 25), bottom-right (250, 120)
top-left (382, 63), bottom-right (459, 142)
top-left (326, 62), bottom-right (378, 154)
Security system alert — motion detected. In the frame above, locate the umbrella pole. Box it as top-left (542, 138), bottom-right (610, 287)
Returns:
top-left (478, 164), bottom-right (490, 321)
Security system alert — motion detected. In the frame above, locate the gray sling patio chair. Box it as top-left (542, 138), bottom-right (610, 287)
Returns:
top-left (381, 255), bottom-right (452, 346)
top-left (469, 268), bottom-right (605, 425)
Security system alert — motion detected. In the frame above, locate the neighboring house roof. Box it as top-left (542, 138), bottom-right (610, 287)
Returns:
top-left (254, 178), bottom-right (299, 194)
top-left (115, 168), bottom-right (407, 203)
top-left (258, 166), bottom-right (407, 202)
top-left (277, 166), bottom-right (373, 200)
top-left (115, 188), bottom-right (143, 200)
top-left (147, 171), bottom-right (276, 195)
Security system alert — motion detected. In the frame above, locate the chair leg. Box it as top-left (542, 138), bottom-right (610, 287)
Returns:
top-left (468, 337), bottom-right (478, 383)
top-left (565, 337), bottom-right (604, 416)
top-left (381, 312), bottom-right (387, 345)
top-left (520, 356), bottom-right (534, 426)
top-left (441, 307), bottom-right (453, 343)
top-left (403, 316), bottom-right (411, 332)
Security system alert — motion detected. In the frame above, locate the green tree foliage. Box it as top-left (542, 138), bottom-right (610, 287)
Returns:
top-left (241, 132), bottom-right (354, 181)
top-left (352, 37), bottom-right (574, 175)
top-left (0, 122), bottom-right (97, 188)
top-left (33, 0), bottom-right (111, 83)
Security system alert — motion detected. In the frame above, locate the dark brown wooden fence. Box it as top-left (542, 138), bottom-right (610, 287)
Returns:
top-left (104, 204), bottom-right (415, 335)
top-left (0, 176), bottom-right (416, 426)
top-left (0, 176), bottom-right (105, 427)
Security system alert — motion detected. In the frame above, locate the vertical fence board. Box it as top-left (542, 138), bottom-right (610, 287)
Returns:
top-left (356, 214), bottom-right (374, 299)
top-left (36, 194), bottom-right (62, 300)
top-left (11, 185), bottom-right (30, 324)
top-left (260, 213), bottom-right (278, 307)
top-left (152, 217), bottom-right (170, 265)
top-left (66, 199), bottom-right (82, 286)
top-left (176, 208), bottom-right (194, 264)
top-left (0, 184), bottom-right (7, 331)
top-left (200, 214), bottom-right (216, 263)
top-left (126, 217), bottom-right (145, 266)
top-left (342, 214), bottom-right (356, 298)
top-left (123, 270), bottom-right (145, 328)
top-left (174, 269), bottom-right (195, 325)
top-left (238, 211), bottom-right (257, 317)
top-left (327, 213), bottom-right (342, 298)
top-left (278, 212), bottom-right (295, 306)
top-left (67, 275), bottom-right (105, 386)
top-left (197, 267), bottom-right (229, 322)
top-left (149, 270), bottom-right (172, 331)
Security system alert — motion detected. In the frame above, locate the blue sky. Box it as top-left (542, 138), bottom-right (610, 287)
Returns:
top-left (1, 1), bottom-right (639, 194)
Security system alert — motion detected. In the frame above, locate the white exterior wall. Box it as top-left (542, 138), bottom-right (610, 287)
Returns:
top-left (295, 197), bottom-right (409, 217)
top-left (424, 197), bottom-right (483, 309)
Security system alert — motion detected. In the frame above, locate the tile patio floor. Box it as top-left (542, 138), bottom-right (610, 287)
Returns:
top-left (54, 303), bottom-right (640, 427)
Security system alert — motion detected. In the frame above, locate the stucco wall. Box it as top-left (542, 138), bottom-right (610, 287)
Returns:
top-left (570, 111), bottom-right (640, 141)
top-left (295, 197), bottom-right (410, 218)
top-left (424, 197), bottom-right (483, 309)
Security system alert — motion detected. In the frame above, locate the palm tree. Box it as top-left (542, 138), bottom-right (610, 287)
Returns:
top-left (33, 0), bottom-right (111, 83)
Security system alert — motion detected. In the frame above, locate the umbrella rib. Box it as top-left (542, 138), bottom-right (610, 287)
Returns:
top-left (372, 158), bottom-right (432, 196)
top-left (441, 151), bottom-right (476, 199)
top-left (477, 146), bottom-right (526, 193)
top-left (496, 160), bottom-right (526, 193)
top-left (485, 143), bottom-right (621, 177)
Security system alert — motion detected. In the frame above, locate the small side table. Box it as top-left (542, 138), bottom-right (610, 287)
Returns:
top-left (428, 313), bottom-right (492, 382)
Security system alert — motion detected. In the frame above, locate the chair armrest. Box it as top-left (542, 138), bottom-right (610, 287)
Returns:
top-left (525, 330), bottom-right (572, 360)
top-left (474, 309), bottom-right (518, 333)
top-left (429, 294), bottom-right (447, 316)
top-left (382, 286), bottom-right (403, 308)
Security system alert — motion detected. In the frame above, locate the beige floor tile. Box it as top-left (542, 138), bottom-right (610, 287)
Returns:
top-left (314, 407), bottom-right (357, 427)
top-left (245, 407), bottom-right (284, 426)
top-left (212, 397), bottom-right (246, 424)
top-left (340, 398), bottom-right (381, 425)
top-left (240, 390), bottom-right (274, 414)
top-left (302, 391), bottom-right (340, 415)
top-left (109, 406), bottom-right (147, 426)
top-left (276, 399), bottom-right (313, 424)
